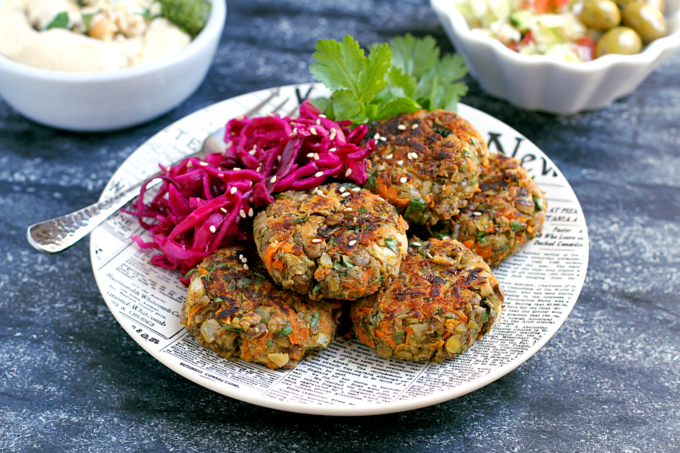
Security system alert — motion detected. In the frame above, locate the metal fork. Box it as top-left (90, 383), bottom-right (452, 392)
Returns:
top-left (27, 89), bottom-right (292, 254)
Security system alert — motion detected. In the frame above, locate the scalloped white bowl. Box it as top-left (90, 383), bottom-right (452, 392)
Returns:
top-left (431, 0), bottom-right (680, 114)
top-left (0, 0), bottom-right (226, 131)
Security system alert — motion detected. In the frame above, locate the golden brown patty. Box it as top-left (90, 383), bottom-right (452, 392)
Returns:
top-left (364, 110), bottom-right (489, 226)
top-left (444, 153), bottom-right (547, 267)
top-left (253, 183), bottom-right (409, 301)
top-left (181, 245), bottom-right (342, 370)
top-left (350, 237), bottom-right (504, 362)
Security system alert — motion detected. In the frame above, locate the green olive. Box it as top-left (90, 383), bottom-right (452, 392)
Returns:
top-left (580, 0), bottom-right (621, 31)
top-left (617, 0), bottom-right (665, 14)
top-left (596, 26), bottom-right (643, 57)
top-left (622, 2), bottom-right (667, 42)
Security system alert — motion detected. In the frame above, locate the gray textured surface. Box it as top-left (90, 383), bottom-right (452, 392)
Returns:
top-left (2, 0), bottom-right (680, 451)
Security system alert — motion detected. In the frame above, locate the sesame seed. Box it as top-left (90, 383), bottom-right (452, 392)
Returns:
top-left (277, 155), bottom-right (282, 162)
top-left (319, 114), bottom-right (327, 118)
top-left (400, 177), bottom-right (407, 183)
top-left (385, 154), bottom-right (393, 159)
top-left (373, 133), bottom-right (380, 140)
top-left (442, 236), bottom-right (450, 240)
top-left (249, 150), bottom-right (256, 155)
top-left (289, 132), bottom-right (297, 137)
top-left (307, 153), bottom-right (314, 158)
top-left (316, 119), bottom-right (321, 125)
top-left (345, 168), bottom-right (352, 177)
top-left (230, 187), bottom-right (237, 194)
top-left (209, 225), bottom-right (216, 233)
top-left (249, 181), bottom-right (253, 187)
top-left (315, 171), bottom-right (324, 178)
top-left (186, 162), bottom-right (193, 167)
top-left (427, 253), bottom-right (434, 259)
top-left (239, 254), bottom-right (243, 259)
top-left (218, 173), bottom-right (224, 177)
top-left (330, 129), bottom-right (336, 140)
top-left (397, 160), bottom-right (403, 165)
top-left (248, 208), bottom-right (254, 217)
top-left (239, 209), bottom-right (246, 218)
top-left (313, 153), bottom-right (319, 161)
top-left (408, 152), bottom-right (417, 160)
top-left (293, 128), bottom-right (298, 134)
top-left (256, 166), bottom-right (261, 172)
top-left (241, 257), bottom-right (248, 263)
top-left (270, 175), bottom-right (277, 183)
top-left (339, 187), bottom-right (346, 193)
top-left (243, 264), bottom-right (249, 270)
top-left (226, 141), bottom-right (233, 149)
top-left (349, 240), bottom-right (357, 246)
top-left (233, 167), bottom-right (241, 171)
top-left (310, 127), bottom-right (317, 135)
top-left (344, 208), bottom-right (352, 212)
top-left (411, 242), bottom-right (422, 247)
top-left (412, 123), bottom-right (419, 129)
top-left (376, 165), bottom-right (385, 171)
top-left (236, 115), bottom-right (244, 121)
top-left (380, 137), bottom-right (386, 142)
top-left (341, 192), bottom-right (351, 197)
top-left (397, 125), bottom-right (406, 130)
top-left (220, 208), bottom-right (227, 213)
top-left (472, 211), bottom-right (482, 216)
top-left (329, 148), bottom-right (336, 152)
top-left (351, 187), bottom-right (361, 192)
top-left (312, 238), bottom-right (322, 243)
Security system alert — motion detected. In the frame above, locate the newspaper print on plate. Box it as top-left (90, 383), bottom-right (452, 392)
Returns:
top-left (90, 83), bottom-right (589, 416)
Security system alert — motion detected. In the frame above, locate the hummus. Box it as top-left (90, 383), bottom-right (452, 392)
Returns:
top-left (0, 0), bottom-right (191, 71)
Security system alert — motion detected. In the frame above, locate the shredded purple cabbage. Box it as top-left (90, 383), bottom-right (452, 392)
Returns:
top-left (126, 100), bottom-right (374, 284)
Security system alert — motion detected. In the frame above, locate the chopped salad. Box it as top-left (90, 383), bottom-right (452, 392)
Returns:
top-left (454, 0), bottom-right (667, 61)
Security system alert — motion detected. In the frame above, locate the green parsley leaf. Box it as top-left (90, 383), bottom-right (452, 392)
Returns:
top-left (312, 285), bottom-right (322, 294)
top-left (404, 197), bottom-right (427, 221)
top-left (390, 34), bottom-right (440, 78)
top-left (46, 12), bottom-right (69, 30)
top-left (267, 340), bottom-right (273, 348)
top-left (310, 36), bottom-right (392, 123)
top-left (533, 196), bottom-right (545, 211)
top-left (511, 221), bottom-right (522, 232)
top-left (293, 216), bottom-right (308, 224)
top-left (280, 323), bottom-right (293, 337)
top-left (81, 12), bottom-right (97, 31)
top-left (384, 238), bottom-right (399, 254)
top-left (342, 256), bottom-right (355, 268)
top-left (310, 312), bottom-right (320, 328)
top-left (224, 326), bottom-right (242, 332)
top-left (184, 268), bottom-right (199, 279)
top-left (310, 34), bottom-right (468, 125)
top-left (359, 206), bottom-right (368, 215)
top-left (416, 53), bottom-right (468, 112)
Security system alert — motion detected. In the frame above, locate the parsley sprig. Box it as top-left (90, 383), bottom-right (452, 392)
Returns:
top-left (310, 34), bottom-right (468, 125)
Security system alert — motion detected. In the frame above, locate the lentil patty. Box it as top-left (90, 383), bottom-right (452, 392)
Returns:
top-left (253, 183), bottom-right (409, 301)
top-left (445, 153), bottom-right (547, 267)
top-left (364, 110), bottom-right (489, 226)
top-left (350, 237), bottom-right (504, 362)
top-left (181, 246), bottom-right (341, 370)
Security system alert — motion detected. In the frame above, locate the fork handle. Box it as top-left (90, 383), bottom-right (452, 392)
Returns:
top-left (27, 177), bottom-right (162, 254)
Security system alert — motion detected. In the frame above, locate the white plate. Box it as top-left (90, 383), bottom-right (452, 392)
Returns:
top-left (90, 83), bottom-right (589, 416)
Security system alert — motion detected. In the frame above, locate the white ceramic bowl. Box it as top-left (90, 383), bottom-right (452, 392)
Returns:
top-left (431, 0), bottom-right (680, 114)
top-left (0, 0), bottom-right (226, 131)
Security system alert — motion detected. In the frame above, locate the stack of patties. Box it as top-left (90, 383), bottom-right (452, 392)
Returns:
top-left (181, 110), bottom-right (546, 368)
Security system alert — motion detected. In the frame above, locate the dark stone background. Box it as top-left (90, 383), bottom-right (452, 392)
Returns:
top-left (2, 0), bottom-right (679, 451)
